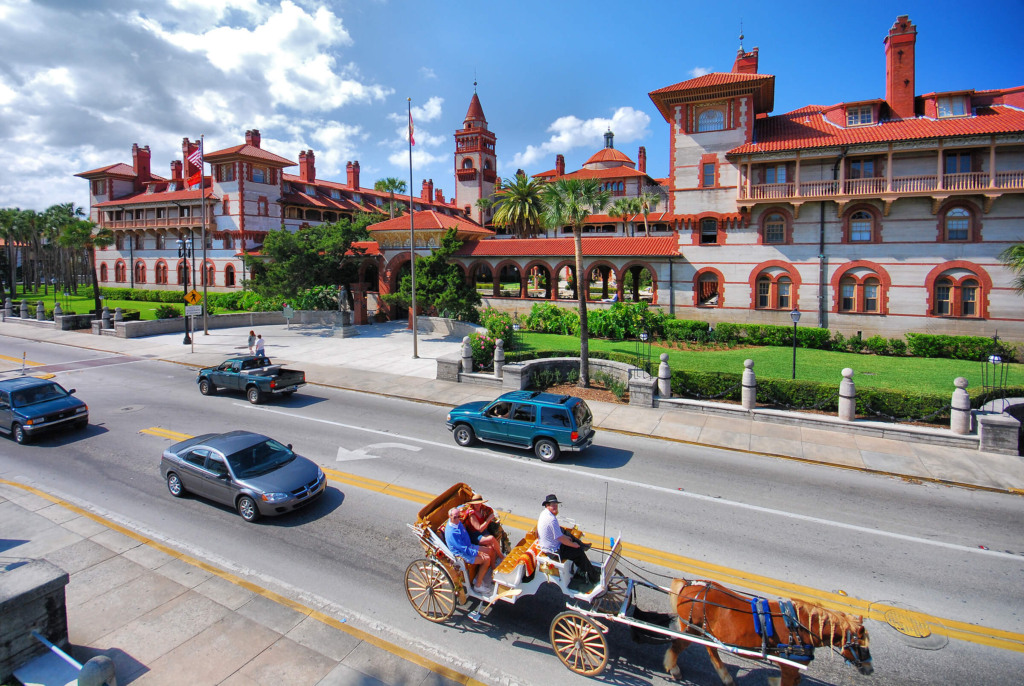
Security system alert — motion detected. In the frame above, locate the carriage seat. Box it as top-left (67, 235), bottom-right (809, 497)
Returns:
top-left (494, 533), bottom-right (539, 587)
top-left (536, 548), bottom-right (574, 580)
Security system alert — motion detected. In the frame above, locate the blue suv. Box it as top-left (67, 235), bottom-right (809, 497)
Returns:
top-left (445, 390), bottom-right (594, 462)
top-left (0, 377), bottom-right (89, 444)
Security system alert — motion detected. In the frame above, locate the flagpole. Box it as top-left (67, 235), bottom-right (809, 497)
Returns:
top-left (200, 134), bottom-right (209, 334)
top-left (408, 97), bottom-right (418, 359)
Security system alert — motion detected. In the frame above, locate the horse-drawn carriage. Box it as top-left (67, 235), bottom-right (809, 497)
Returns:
top-left (405, 483), bottom-right (873, 684)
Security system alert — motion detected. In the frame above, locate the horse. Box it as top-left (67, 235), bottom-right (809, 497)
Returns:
top-left (663, 578), bottom-right (872, 686)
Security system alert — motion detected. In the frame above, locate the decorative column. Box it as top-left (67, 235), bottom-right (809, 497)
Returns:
top-left (838, 367), bottom-right (856, 422)
top-left (657, 353), bottom-right (671, 398)
top-left (35, 301), bottom-right (45, 321)
top-left (461, 336), bottom-right (473, 374)
top-left (950, 376), bottom-right (971, 435)
top-left (101, 306), bottom-right (111, 329)
top-left (741, 359), bottom-right (757, 410)
top-left (351, 283), bottom-right (368, 325)
top-left (20, 300), bottom-right (28, 318)
top-left (493, 339), bottom-right (504, 379)
top-left (3, 298), bottom-right (11, 317)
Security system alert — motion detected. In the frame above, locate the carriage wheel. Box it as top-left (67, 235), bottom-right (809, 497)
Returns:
top-left (550, 611), bottom-right (608, 676)
top-left (405, 559), bottom-right (458, 623)
top-left (593, 573), bottom-right (631, 615)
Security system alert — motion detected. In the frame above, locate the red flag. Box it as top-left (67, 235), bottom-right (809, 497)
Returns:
top-left (187, 141), bottom-right (203, 168)
top-left (409, 109), bottom-right (415, 146)
top-left (187, 171), bottom-right (201, 187)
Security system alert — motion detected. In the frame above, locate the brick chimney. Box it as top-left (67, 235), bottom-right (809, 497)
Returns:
top-left (421, 179), bottom-right (434, 201)
top-left (884, 15), bottom-right (917, 120)
top-left (638, 146), bottom-right (647, 173)
top-left (346, 161), bottom-right (361, 188)
top-left (182, 137), bottom-right (199, 177)
top-left (732, 47), bottom-right (759, 74)
top-left (299, 149), bottom-right (315, 182)
top-left (555, 154), bottom-right (565, 176)
top-left (170, 160), bottom-right (182, 181)
top-left (132, 144), bottom-right (151, 185)
top-left (435, 189), bottom-right (444, 203)
top-left (245, 129), bottom-right (262, 148)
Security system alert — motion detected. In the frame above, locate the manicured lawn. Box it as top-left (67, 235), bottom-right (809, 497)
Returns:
top-left (8, 290), bottom-right (242, 320)
top-left (518, 332), bottom-right (1023, 396)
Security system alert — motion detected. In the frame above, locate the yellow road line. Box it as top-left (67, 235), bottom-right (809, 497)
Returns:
top-left (0, 353), bottom-right (44, 366)
top-left (141, 427), bottom-right (192, 441)
top-left (0, 477), bottom-right (485, 685)
top-left (143, 428), bottom-right (1024, 653)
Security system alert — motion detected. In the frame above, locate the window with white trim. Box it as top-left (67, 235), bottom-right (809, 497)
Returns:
top-left (764, 213), bottom-right (785, 244)
top-left (937, 96), bottom-right (969, 118)
top-left (849, 211), bottom-right (873, 242)
top-left (944, 208), bottom-right (970, 241)
top-left (846, 105), bottom-right (873, 126)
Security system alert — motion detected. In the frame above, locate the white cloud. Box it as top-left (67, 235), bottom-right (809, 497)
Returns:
top-left (508, 106), bottom-right (651, 169)
top-left (689, 66), bottom-right (712, 78)
top-left (388, 148), bottom-right (447, 168)
top-left (420, 67), bottom-right (437, 80)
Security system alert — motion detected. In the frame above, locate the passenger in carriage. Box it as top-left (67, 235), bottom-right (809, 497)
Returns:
top-left (463, 494), bottom-right (503, 564)
top-left (537, 494), bottom-right (599, 584)
top-left (445, 506), bottom-right (496, 594)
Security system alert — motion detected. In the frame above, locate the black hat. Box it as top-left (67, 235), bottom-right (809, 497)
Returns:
top-left (542, 494), bottom-right (561, 505)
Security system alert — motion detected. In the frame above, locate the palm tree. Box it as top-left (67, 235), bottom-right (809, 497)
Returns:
top-left (636, 186), bottom-right (664, 236)
top-left (492, 174), bottom-right (545, 238)
top-left (999, 243), bottom-right (1024, 294)
top-left (608, 197), bottom-right (641, 237)
top-left (374, 177), bottom-right (407, 219)
top-left (0, 207), bottom-right (20, 300)
top-left (15, 209), bottom-right (42, 294)
top-left (60, 218), bottom-right (113, 316)
top-left (541, 177), bottom-right (610, 387)
top-left (475, 196), bottom-right (493, 225)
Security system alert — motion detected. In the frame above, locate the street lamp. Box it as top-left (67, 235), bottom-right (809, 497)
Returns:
top-left (176, 238), bottom-right (194, 344)
top-left (790, 309), bottom-right (802, 379)
top-left (50, 277), bottom-right (57, 304)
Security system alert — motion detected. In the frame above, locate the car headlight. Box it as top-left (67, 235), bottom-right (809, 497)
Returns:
top-left (75, 406), bottom-right (88, 414)
top-left (260, 492), bottom-right (290, 503)
top-left (317, 467), bottom-right (324, 481)
top-left (446, 413), bottom-right (452, 422)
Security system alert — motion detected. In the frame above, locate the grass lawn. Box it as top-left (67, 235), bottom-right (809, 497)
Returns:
top-left (9, 290), bottom-right (242, 320)
top-left (518, 332), bottom-right (1023, 396)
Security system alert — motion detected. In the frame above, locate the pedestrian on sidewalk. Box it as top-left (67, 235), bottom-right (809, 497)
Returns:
top-left (247, 330), bottom-right (256, 353)
top-left (254, 334), bottom-right (265, 356)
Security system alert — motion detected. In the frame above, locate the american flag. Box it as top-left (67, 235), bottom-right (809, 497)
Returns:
top-left (408, 110), bottom-right (415, 147)
top-left (187, 142), bottom-right (203, 168)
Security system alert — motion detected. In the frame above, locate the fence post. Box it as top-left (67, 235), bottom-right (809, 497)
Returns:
top-left (36, 300), bottom-right (45, 321)
top-left (3, 297), bottom-right (11, 318)
top-left (53, 303), bottom-right (62, 318)
top-left (20, 300), bottom-right (29, 318)
top-left (741, 359), bottom-right (756, 410)
top-left (838, 368), bottom-right (856, 422)
top-left (101, 306), bottom-right (111, 330)
top-left (657, 353), bottom-right (671, 398)
top-left (461, 336), bottom-right (473, 374)
top-left (114, 307), bottom-right (124, 323)
top-left (494, 338), bottom-right (504, 379)
top-left (950, 376), bottom-right (971, 435)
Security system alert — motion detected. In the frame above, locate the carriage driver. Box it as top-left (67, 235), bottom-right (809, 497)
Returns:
top-left (445, 506), bottom-right (496, 595)
top-left (537, 494), bottom-right (600, 584)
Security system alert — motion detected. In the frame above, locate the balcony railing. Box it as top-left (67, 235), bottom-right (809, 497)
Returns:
top-left (740, 170), bottom-right (1024, 201)
top-left (456, 168), bottom-right (477, 181)
top-left (100, 216), bottom-right (201, 229)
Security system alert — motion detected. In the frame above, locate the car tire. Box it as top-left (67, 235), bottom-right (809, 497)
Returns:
top-left (75, 419), bottom-right (88, 431)
top-left (12, 423), bottom-right (28, 445)
top-left (535, 438), bottom-right (559, 462)
top-left (199, 379), bottom-right (215, 396)
top-left (237, 495), bottom-right (260, 522)
top-left (246, 386), bottom-right (262, 404)
top-left (166, 472), bottom-right (186, 498)
top-left (453, 423), bottom-right (476, 447)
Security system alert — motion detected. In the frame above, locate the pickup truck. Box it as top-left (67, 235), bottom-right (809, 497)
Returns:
top-left (196, 356), bottom-right (306, 404)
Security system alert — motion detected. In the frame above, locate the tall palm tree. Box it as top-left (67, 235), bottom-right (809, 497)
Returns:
top-left (475, 196), bottom-right (493, 225)
top-left (608, 197), bottom-right (641, 237)
top-left (15, 209), bottom-right (42, 293)
top-left (999, 243), bottom-right (1024, 294)
top-left (636, 186), bottom-right (664, 236)
top-left (492, 174), bottom-right (545, 238)
top-left (541, 177), bottom-right (610, 387)
top-left (374, 177), bottom-right (407, 219)
top-left (0, 207), bottom-right (20, 300)
top-left (44, 203), bottom-right (85, 292)
top-left (60, 218), bottom-right (113, 316)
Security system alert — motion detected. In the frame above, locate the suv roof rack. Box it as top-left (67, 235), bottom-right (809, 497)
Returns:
top-left (527, 391), bottom-right (542, 399)
top-left (558, 395), bottom-right (572, 404)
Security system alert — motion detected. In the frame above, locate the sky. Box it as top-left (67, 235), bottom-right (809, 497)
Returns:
top-left (1, 0), bottom-right (1022, 213)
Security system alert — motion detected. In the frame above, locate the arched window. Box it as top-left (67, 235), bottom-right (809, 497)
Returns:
top-left (864, 277), bottom-right (880, 312)
top-left (177, 263), bottom-right (189, 285)
top-left (204, 264), bottom-right (214, 286)
top-left (944, 207), bottom-right (970, 241)
top-left (849, 211), bottom-right (873, 242)
top-left (833, 263), bottom-right (890, 315)
top-left (155, 262), bottom-right (168, 284)
top-left (934, 277), bottom-right (953, 315)
top-left (756, 276), bottom-right (771, 309)
top-left (840, 276), bottom-right (856, 312)
top-left (223, 234), bottom-right (233, 249)
top-left (462, 158), bottom-right (474, 169)
top-left (225, 264), bottom-right (236, 287)
top-left (134, 261), bottom-right (146, 284)
top-left (697, 109), bottom-right (725, 132)
top-left (697, 272), bottom-right (720, 307)
top-left (114, 262), bottom-right (126, 283)
top-left (764, 213), bottom-right (786, 244)
top-left (753, 266), bottom-right (799, 311)
top-left (927, 264), bottom-right (988, 318)
top-left (100, 264), bottom-right (108, 282)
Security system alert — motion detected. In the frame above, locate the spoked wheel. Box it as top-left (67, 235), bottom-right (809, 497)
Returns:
top-left (550, 611), bottom-right (608, 676)
top-left (405, 559), bottom-right (457, 623)
top-left (593, 573), bottom-right (631, 615)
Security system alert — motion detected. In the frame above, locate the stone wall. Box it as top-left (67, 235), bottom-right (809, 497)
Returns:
top-left (115, 311), bottom-right (286, 337)
top-left (0, 559), bottom-right (69, 682)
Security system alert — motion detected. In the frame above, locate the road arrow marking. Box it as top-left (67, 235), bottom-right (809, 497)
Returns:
top-left (336, 442), bottom-right (422, 461)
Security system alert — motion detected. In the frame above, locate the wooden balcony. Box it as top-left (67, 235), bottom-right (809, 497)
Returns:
top-left (99, 216), bottom-right (204, 229)
top-left (456, 168), bottom-right (477, 181)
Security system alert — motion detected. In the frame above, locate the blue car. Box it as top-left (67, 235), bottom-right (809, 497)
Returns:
top-left (0, 377), bottom-right (89, 444)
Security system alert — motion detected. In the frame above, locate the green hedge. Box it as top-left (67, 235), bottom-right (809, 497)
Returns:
top-left (905, 333), bottom-right (1015, 361)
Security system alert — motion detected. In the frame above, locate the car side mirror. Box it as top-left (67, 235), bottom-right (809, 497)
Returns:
top-left (287, 444), bottom-right (293, 450)
top-left (217, 472), bottom-right (230, 480)
top-left (68, 389), bottom-right (76, 394)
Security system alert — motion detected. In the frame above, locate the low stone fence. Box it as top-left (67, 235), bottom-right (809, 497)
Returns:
top-left (114, 311), bottom-right (286, 338)
top-left (0, 559), bottom-right (69, 683)
top-left (415, 316), bottom-right (483, 338)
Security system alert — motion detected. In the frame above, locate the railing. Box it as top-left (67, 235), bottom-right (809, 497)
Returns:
top-left (995, 170), bottom-right (1024, 189)
top-left (747, 182), bottom-right (793, 199)
top-left (943, 172), bottom-right (988, 190)
top-left (100, 217), bottom-right (200, 229)
top-left (798, 180), bottom-right (839, 197)
top-left (843, 177), bottom-right (886, 195)
top-left (890, 175), bottom-right (937, 193)
top-left (740, 169), bottom-right (1024, 201)
top-left (455, 168), bottom-right (477, 181)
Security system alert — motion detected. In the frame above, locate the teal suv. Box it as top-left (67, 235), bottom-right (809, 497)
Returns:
top-left (445, 390), bottom-right (594, 462)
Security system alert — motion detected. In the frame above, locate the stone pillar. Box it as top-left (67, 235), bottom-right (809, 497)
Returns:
top-left (53, 303), bottom-right (62, 317)
top-left (493, 339), bottom-right (504, 379)
top-left (35, 301), bottom-right (45, 321)
top-left (950, 377), bottom-right (971, 435)
top-left (3, 298), bottom-right (11, 317)
top-left (113, 307), bottom-right (123, 323)
top-left (101, 306), bottom-right (111, 329)
top-left (20, 300), bottom-right (28, 318)
top-left (838, 368), bottom-right (856, 422)
top-left (461, 336), bottom-right (473, 374)
top-left (657, 353), bottom-right (671, 398)
top-left (741, 359), bottom-right (756, 410)
top-left (351, 283), bottom-right (368, 325)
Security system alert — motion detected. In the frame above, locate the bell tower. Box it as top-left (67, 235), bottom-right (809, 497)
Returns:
top-left (454, 85), bottom-right (497, 224)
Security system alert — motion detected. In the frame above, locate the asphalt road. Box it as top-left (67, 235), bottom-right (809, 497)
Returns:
top-left (1, 335), bottom-right (1022, 685)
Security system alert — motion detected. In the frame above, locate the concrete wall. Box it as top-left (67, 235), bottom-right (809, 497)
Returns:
top-left (116, 311), bottom-right (286, 338)
top-left (0, 559), bottom-right (69, 683)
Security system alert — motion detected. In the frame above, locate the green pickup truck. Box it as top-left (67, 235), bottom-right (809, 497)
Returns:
top-left (196, 356), bottom-right (306, 404)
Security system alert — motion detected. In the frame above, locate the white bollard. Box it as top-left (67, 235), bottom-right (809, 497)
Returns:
top-left (838, 368), bottom-right (856, 422)
top-left (657, 353), bottom-right (671, 398)
top-left (494, 339), bottom-right (505, 379)
top-left (741, 359), bottom-right (756, 410)
top-left (461, 336), bottom-right (473, 374)
top-left (950, 377), bottom-right (971, 435)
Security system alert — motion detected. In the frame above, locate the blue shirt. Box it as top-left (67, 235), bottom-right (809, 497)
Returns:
top-left (444, 519), bottom-right (478, 561)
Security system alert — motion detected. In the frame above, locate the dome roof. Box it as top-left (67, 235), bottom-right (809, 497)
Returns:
top-left (583, 147), bottom-right (635, 170)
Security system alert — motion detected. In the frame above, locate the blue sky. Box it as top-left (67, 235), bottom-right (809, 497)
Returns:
top-left (1, 0), bottom-right (1022, 212)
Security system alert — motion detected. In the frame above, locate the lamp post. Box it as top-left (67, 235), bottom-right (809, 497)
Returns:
top-left (511, 322), bottom-right (520, 360)
top-left (790, 309), bottom-right (802, 379)
top-left (50, 277), bottom-right (57, 305)
top-left (177, 238), bottom-right (193, 344)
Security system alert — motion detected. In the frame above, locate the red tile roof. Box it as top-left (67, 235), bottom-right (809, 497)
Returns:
top-left (649, 72), bottom-right (773, 94)
top-left (464, 93), bottom-right (486, 122)
top-left (93, 184), bottom-right (216, 207)
top-left (585, 148), bottom-right (634, 165)
top-left (729, 103), bottom-right (1024, 155)
top-left (367, 210), bottom-right (492, 237)
top-left (562, 167), bottom-right (649, 180)
top-left (649, 72), bottom-right (775, 122)
top-left (349, 240), bottom-right (380, 256)
top-left (75, 163), bottom-right (137, 178)
top-left (454, 236), bottom-right (679, 257)
top-left (204, 144), bottom-right (296, 167)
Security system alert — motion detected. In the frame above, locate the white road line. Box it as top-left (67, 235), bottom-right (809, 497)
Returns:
top-left (240, 403), bottom-right (1021, 562)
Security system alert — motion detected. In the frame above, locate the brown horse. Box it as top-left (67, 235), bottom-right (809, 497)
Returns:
top-left (663, 579), bottom-right (872, 686)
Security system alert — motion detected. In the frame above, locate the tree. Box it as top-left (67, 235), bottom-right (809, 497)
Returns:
top-left (475, 196), bottom-right (493, 224)
top-left (59, 217), bottom-right (112, 315)
top-left (0, 207), bottom-right (21, 300)
top-left (636, 186), bottom-right (664, 236)
top-left (541, 177), bottom-right (610, 387)
top-left (608, 197), bottom-right (641, 237)
top-left (1000, 243), bottom-right (1024, 294)
top-left (374, 178), bottom-right (407, 219)
top-left (492, 174), bottom-right (545, 238)
top-left (382, 228), bottom-right (481, 322)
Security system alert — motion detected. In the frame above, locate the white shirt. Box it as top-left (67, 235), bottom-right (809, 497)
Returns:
top-left (537, 507), bottom-right (561, 554)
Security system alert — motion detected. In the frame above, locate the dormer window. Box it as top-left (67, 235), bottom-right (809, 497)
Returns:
top-left (937, 95), bottom-right (969, 118)
top-left (331, 189), bottom-right (341, 199)
top-left (846, 105), bottom-right (873, 126)
top-left (306, 185), bottom-right (316, 194)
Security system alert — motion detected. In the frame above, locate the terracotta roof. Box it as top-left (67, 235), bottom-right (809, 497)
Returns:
top-left (454, 236), bottom-right (679, 258)
top-left (367, 210), bottom-right (493, 237)
top-left (533, 169), bottom-right (558, 179)
top-left (649, 72), bottom-right (775, 121)
top-left (464, 93), bottom-right (486, 123)
top-left (349, 240), bottom-right (380, 256)
top-left (204, 144), bottom-right (296, 167)
top-left (585, 148), bottom-right (634, 166)
top-left (729, 103), bottom-right (1024, 155)
top-left (585, 211), bottom-right (675, 223)
top-left (279, 190), bottom-right (378, 214)
top-left (649, 72), bottom-right (773, 95)
top-left (93, 184), bottom-right (216, 207)
top-left (75, 163), bottom-right (137, 178)
top-left (563, 167), bottom-right (649, 180)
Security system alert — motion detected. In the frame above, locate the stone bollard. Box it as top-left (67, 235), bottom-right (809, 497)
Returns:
top-left (114, 307), bottom-right (123, 323)
top-left (950, 377), bottom-right (971, 435)
top-left (838, 368), bottom-right (856, 422)
top-left (101, 306), bottom-right (111, 329)
top-left (20, 300), bottom-right (29, 318)
top-left (493, 339), bottom-right (505, 379)
top-left (741, 359), bottom-right (756, 410)
top-left (461, 336), bottom-right (473, 374)
top-left (3, 297), bottom-right (11, 317)
top-left (657, 353), bottom-right (671, 398)
top-left (53, 303), bottom-right (62, 318)
top-left (78, 655), bottom-right (117, 686)
top-left (36, 301), bottom-right (45, 321)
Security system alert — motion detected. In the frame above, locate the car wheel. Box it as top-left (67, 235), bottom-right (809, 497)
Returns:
top-left (199, 379), bottom-right (215, 395)
top-left (246, 386), bottom-right (262, 404)
top-left (453, 423), bottom-right (475, 447)
top-left (166, 472), bottom-right (186, 498)
top-left (535, 438), bottom-right (560, 462)
top-left (237, 495), bottom-right (260, 522)
top-left (75, 419), bottom-right (88, 431)
top-left (12, 423), bottom-right (28, 445)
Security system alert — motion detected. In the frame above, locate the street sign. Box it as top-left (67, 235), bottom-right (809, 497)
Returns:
top-left (185, 305), bottom-right (203, 316)
top-left (184, 289), bottom-right (202, 305)
top-left (283, 305), bottom-right (295, 320)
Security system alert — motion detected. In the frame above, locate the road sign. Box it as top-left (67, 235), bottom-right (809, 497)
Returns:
top-left (184, 289), bottom-right (202, 305)
top-left (185, 305), bottom-right (203, 316)
top-left (283, 305), bottom-right (295, 320)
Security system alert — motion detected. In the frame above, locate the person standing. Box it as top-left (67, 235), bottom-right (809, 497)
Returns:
top-left (247, 330), bottom-right (256, 354)
top-left (254, 334), bottom-right (265, 356)
top-left (537, 494), bottom-right (599, 584)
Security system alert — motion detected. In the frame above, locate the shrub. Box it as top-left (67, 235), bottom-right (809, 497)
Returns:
top-left (154, 304), bottom-right (182, 319)
top-left (863, 335), bottom-right (889, 356)
top-left (888, 337), bottom-right (907, 357)
top-left (468, 332), bottom-right (497, 371)
top-left (294, 285), bottom-right (340, 311)
top-left (905, 333), bottom-right (1014, 361)
top-left (663, 319), bottom-right (713, 343)
top-left (524, 302), bottom-right (579, 335)
top-left (478, 308), bottom-right (515, 343)
top-left (592, 370), bottom-right (627, 400)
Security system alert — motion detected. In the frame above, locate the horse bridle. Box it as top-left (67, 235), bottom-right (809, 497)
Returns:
top-left (841, 630), bottom-right (872, 669)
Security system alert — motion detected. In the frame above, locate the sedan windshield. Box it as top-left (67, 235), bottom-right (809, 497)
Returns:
top-left (11, 383), bottom-right (69, 407)
top-left (225, 438), bottom-right (295, 478)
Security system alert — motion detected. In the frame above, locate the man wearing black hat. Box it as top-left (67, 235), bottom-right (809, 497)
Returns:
top-left (537, 494), bottom-right (599, 584)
